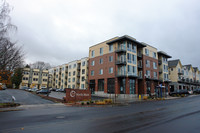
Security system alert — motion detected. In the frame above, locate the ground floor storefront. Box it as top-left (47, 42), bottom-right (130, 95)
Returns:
top-left (89, 78), bottom-right (170, 98)
top-left (170, 82), bottom-right (200, 92)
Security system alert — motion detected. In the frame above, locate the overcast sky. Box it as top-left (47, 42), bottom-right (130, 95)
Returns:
top-left (7, 0), bottom-right (200, 67)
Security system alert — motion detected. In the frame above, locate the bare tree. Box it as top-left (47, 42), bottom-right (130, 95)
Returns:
top-left (0, 0), bottom-right (24, 72)
top-left (30, 61), bottom-right (51, 70)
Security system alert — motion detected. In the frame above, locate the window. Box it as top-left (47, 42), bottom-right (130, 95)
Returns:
top-left (69, 65), bottom-right (71, 69)
top-left (109, 56), bottom-right (113, 62)
top-left (82, 76), bottom-right (85, 81)
top-left (69, 72), bottom-right (71, 76)
top-left (146, 60), bottom-right (150, 67)
top-left (42, 79), bottom-right (47, 82)
top-left (68, 85), bottom-right (71, 88)
top-left (91, 70), bottom-right (94, 76)
top-left (99, 58), bottom-right (103, 64)
top-left (99, 69), bottom-right (103, 75)
top-left (56, 80), bottom-right (57, 83)
top-left (171, 68), bottom-right (173, 71)
top-left (34, 72), bottom-right (38, 76)
top-left (145, 49), bottom-right (149, 56)
top-left (68, 78), bottom-right (71, 83)
top-left (91, 60), bottom-right (95, 66)
top-left (109, 67), bottom-right (113, 74)
top-left (127, 53), bottom-right (131, 63)
top-left (127, 42), bottom-right (132, 51)
top-left (72, 85), bottom-right (75, 89)
top-left (62, 67), bottom-right (65, 71)
top-left (127, 65), bottom-right (137, 75)
top-left (73, 64), bottom-right (76, 68)
top-left (153, 72), bottom-right (157, 79)
top-left (73, 71), bottom-right (76, 76)
top-left (132, 45), bottom-right (136, 53)
top-left (72, 77), bottom-right (75, 82)
top-left (62, 73), bottom-right (64, 77)
top-left (82, 69), bottom-right (85, 74)
top-left (82, 61), bottom-right (85, 66)
top-left (132, 55), bottom-right (136, 64)
top-left (146, 70), bottom-right (150, 76)
top-left (91, 50), bottom-right (95, 57)
top-left (153, 62), bottom-right (157, 69)
top-left (100, 47), bottom-right (103, 55)
top-left (153, 52), bottom-right (156, 58)
top-left (109, 45), bottom-right (113, 52)
top-left (81, 84), bottom-right (85, 89)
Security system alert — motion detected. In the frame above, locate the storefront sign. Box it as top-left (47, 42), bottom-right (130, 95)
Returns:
top-left (65, 89), bottom-right (91, 102)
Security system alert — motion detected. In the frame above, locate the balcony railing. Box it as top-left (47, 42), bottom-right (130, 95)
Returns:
top-left (137, 53), bottom-right (142, 58)
top-left (116, 71), bottom-right (126, 77)
top-left (159, 69), bottom-right (162, 74)
top-left (138, 63), bottom-right (142, 69)
top-left (178, 71), bottom-right (183, 75)
top-left (116, 60), bottom-right (127, 65)
top-left (158, 60), bottom-right (162, 65)
top-left (115, 48), bottom-right (126, 53)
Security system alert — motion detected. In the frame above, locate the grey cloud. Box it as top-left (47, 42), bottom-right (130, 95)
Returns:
top-left (6, 0), bottom-right (200, 67)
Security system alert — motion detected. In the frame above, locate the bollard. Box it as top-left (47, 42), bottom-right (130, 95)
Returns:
top-left (139, 95), bottom-right (141, 100)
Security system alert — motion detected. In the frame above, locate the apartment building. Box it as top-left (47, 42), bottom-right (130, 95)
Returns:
top-left (49, 57), bottom-right (88, 90)
top-left (88, 35), bottom-right (171, 98)
top-left (20, 67), bottom-right (49, 89)
top-left (168, 60), bottom-right (200, 91)
top-left (157, 51), bottom-right (172, 94)
top-left (139, 43), bottom-right (159, 96)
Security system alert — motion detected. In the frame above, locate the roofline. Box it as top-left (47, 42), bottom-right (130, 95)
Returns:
top-left (106, 35), bottom-right (146, 48)
top-left (157, 51), bottom-right (172, 58)
top-left (89, 36), bottom-right (119, 48)
top-left (141, 42), bottom-right (157, 50)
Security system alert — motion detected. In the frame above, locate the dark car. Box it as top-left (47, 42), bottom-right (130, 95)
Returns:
top-left (193, 88), bottom-right (200, 94)
top-left (36, 89), bottom-right (51, 94)
top-left (56, 88), bottom-right (65, 92)
top-left (169, 89), bottom-right (189, 96)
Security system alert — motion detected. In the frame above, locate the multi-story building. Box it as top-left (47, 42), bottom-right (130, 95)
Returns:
top-left (139, 43), bottom-right (159, 96)
top-left (20, 67), bottom-right (49, 89)
top-left (157, 51), bottom-right (172, 94)
top-left (88, 35), bottom-right (171, 98)
top-left (49, 57), bottom-right (88, 90)
top-left (168, 60), bottom-right (200, 91)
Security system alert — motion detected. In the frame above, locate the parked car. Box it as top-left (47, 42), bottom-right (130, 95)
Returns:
top-left (56, 88), bottom-right (65, 92)
top-left (20, 86), bottom-right (29, 90)
top-left (50, 88), bottom-right (57, 91)
top-left (188, 89), bottom-right (193, 95)
top-left (169, 89), bottom-right (189, 96)
top-left (0, 83), bottom-right (6, 90)
top-left (31, 87), bottom-right (38, 92)
top-left (193, 88), bottom-right (200, 94)
top-left (36, 88), bottom-right (51, 94)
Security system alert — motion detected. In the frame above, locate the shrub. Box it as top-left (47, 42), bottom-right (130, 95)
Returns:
top-left (81, 102), bottom-right (84, 105)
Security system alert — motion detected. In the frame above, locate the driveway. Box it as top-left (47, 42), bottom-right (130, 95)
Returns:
top-left (0, 89), bottom-right (54, 105)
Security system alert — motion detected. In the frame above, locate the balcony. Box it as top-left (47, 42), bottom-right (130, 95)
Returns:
top-left (137, 53), bottom-right (142, 58)
top-left (115, 48), bottom-right (126, 53)
top-left (116, 71), bottom-right (126, 77)
top-left (137, 63), bottom-right (142, 69)
top-left (159, 69), bottom-right (162, 74)
top-left (77, 72), bottom-right (80, 77)
top-left (77, 66), bottom-right (81, 70)
top-left (116, 60), bottom-right (127, 65)
top-left (158, 60), bottom-right (162, 65)
top-left (127, 72), bottom-right (137, 78)
top-left (178, 71), bottom-right (183, 75)
top-left (76, 80), bottom-right (80, 84)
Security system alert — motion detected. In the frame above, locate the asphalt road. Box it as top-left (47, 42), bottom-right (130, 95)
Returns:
top-left (1, 92), bottom-right (200, 133)
top-left (0, 89), bottom-right (54, 105)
